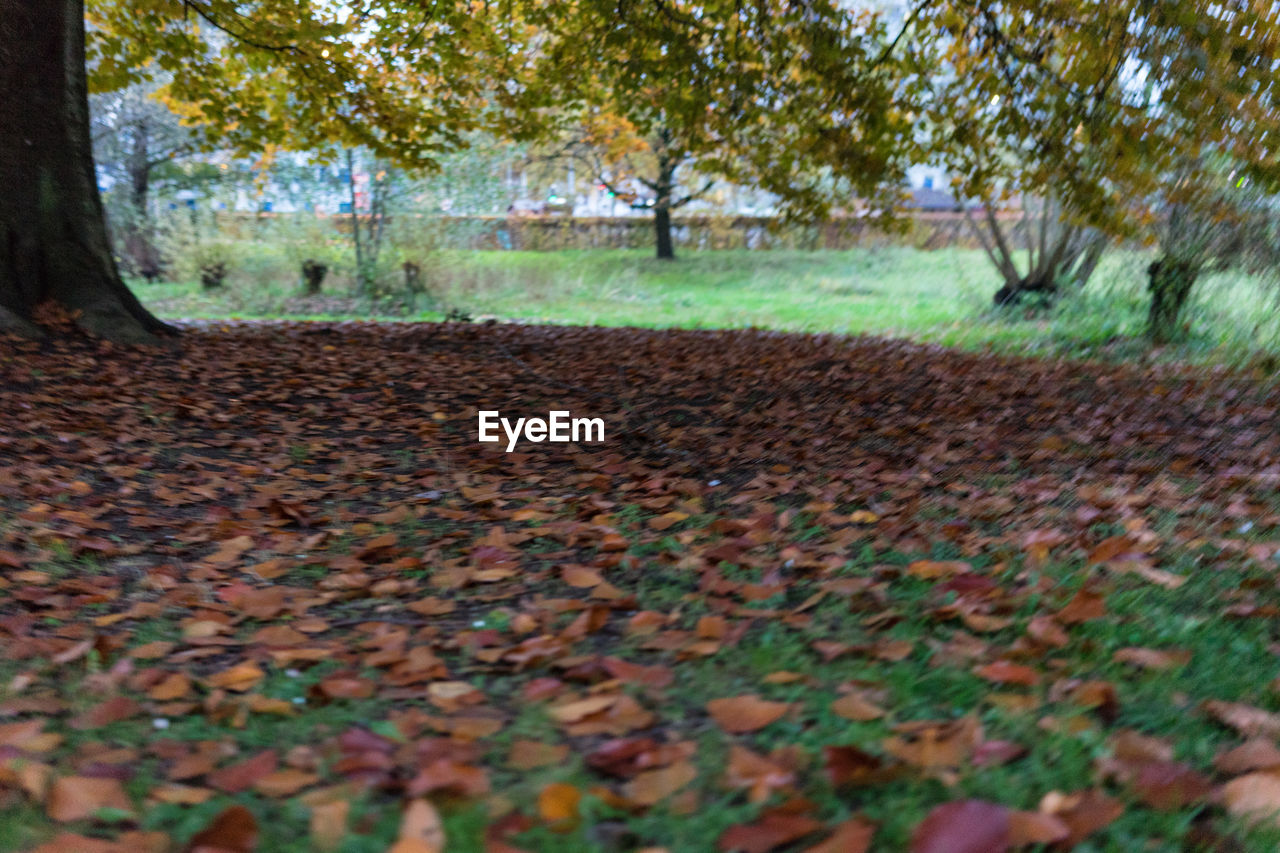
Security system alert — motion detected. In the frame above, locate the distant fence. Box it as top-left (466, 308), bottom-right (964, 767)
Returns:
top-left (216, 211), bottom-right (1026, 251)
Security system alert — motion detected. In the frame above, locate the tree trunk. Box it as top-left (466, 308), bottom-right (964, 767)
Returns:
top-left (1146, 256), bottom-right (1197, 343)
top-left (0, 0), bottom-right (171, 342)
top-left (651, 143), bottom-right (677, 260)
top-left (347, 149), bottom-right (367, 293)
top-left (123, 121), bottom-right (161, 280)
top-left (654, 203), bottom-right (674, 260)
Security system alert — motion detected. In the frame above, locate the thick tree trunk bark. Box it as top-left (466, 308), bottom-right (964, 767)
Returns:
top-left (0, 0), bottom-right (171, 342)
top-left (1146, 256), bottom-right (1197, 343)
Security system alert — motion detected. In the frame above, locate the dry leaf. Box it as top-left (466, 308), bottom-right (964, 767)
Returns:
top-left (398, 799), bottom-right (446, 852)
top-left (706, 695), bottom-right (791, 733)
top-left (45, 775), bottom-right (131, 822)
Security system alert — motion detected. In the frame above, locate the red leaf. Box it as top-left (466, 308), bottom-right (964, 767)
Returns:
top-left (718, 812), bottom-right (823, 853)
top-left (910, 800), bottom-right (1010, 853)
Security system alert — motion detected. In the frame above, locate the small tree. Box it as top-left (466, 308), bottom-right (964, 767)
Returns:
top-left (525, 0), bottom-right (917, 261)
top-left (550, 118), bottom-right (715, 260)
top-left (91, 80), bottom-right (198, 280)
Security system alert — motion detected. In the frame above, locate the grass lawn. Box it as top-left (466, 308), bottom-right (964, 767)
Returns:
top-left (137, 247), bottom-right (1280, 367)
top-left (2, 322), bottom-right (1280, 850)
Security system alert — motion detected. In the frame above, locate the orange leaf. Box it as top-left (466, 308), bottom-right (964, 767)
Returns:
top-left (149, 672), bottom-right (192, 701)
top-left (537, 782), bottom-right (582, 825)
top-left (706, 695), bottom-right (791, 733)
top-left (208, 663), bottom-right (265, 692)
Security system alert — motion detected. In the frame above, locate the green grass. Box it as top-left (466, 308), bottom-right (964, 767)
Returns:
top-left (137, 246), bottom-right (1280, 367)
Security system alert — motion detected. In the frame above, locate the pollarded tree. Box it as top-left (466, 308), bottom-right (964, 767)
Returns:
top-left (0, 0), bottom-right (526, 342)
top-left (1144, 161), bottom-right (1280, 344)
top-left (959, 193), bottom-right (1107, 307)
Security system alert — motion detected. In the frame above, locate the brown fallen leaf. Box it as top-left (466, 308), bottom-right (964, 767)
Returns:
top-left (71, 695), bottom-right (141, 730)
top-left (1131, 760), bottom-right (1214, 811)
top-left (1006, 810), bottom-right (1069, 845)
top-left (1216, 739), bottom-right (1280, 775)
top-left (207, 663), bottom-right (265, 693)
top-left (830, 692), bottom-right (885, 722)
top-left (548, 694), bottom-right (618, 723)
top-left (185, 804), bottom-right (258, 853)
top-left (406, 760), bottom-right (490, 798)
top-left (1204, 700), bottom-right (1280, 740)
top-left (149, 672), bottom-right (192, 701)
top-left (622, 760), bottom-right (698, 806)
top-left (0, 756), bottom-right (54, 800)
top-left (1025, 615), bottom-right (1069, 648)
top-left (150, 783), bottom-right (215, 805)
top-left (1057, 587), bottom-right (1106, 624)
top-left (974, 660), bottom-right (1039, 686)
top-left (207, 750), bottom-right (278, 794)
top-left (706, 695), bottom-right (792, 733)
top-left (718, 811), bottom-right (823, 853)
top-left (907, 560), bottom-right (971, 579)
top-left (802, 816), bottom-right (875, 853)
top-left (1112, 647), bottom-right (1190, 670)
top-left (314, 677), bottom-right (376, 699)
top-left (1038, 789), bottom-right (1124, 847)
top-left (397, 799), bottom-right (446, 853)
top-left (253, 768), bottom-right (318, 798)
top-left (508, 739), bottom-right (570, 770)
top-left (884, 716), bottom-right (981, 770)
top-left (823, 745), bottom-right (900, 787)
top-left (1223, 770), bottom-right (1280, 829)
top-left (44, 775), bottom-right (129, 823)
top-left (724, 745), bottom-right (797, 803)
top-left (310, 799), bottom-right (349, 852)
top-left (561, 564), bottom-right (604, 587)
